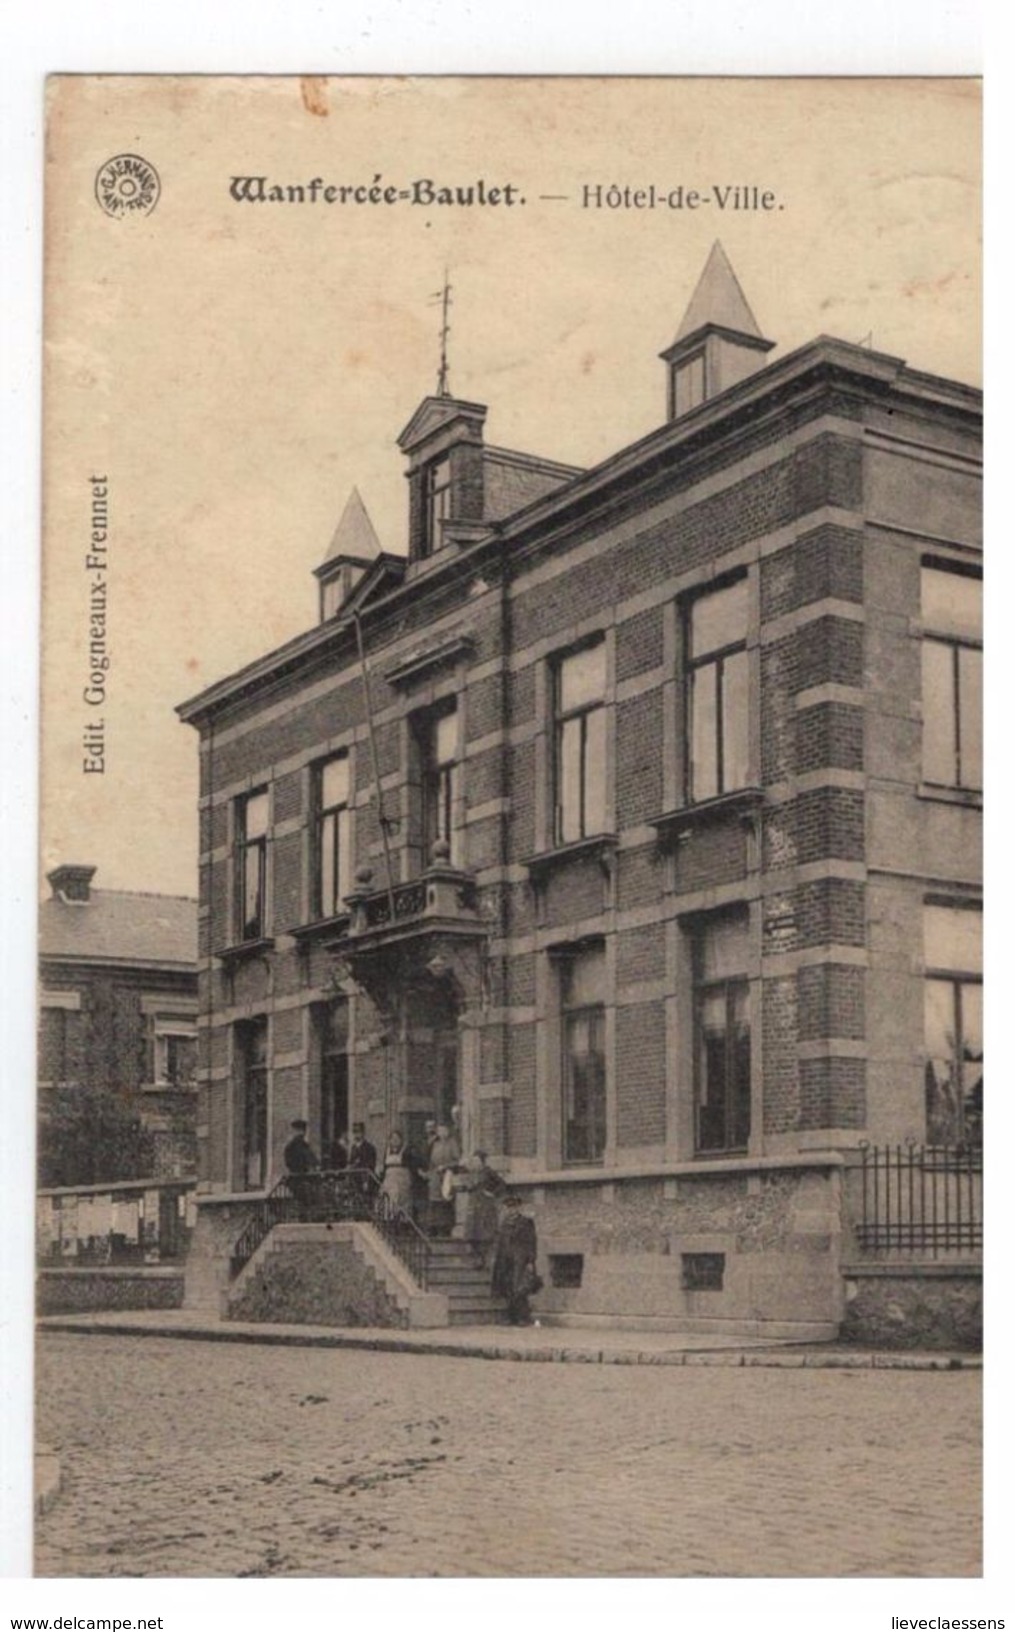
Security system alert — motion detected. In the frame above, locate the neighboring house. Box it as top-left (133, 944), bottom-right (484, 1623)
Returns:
top-left (38, 863), bottom-right (199, 1183)
top-left (178, 245), bottom-right (981, 1334)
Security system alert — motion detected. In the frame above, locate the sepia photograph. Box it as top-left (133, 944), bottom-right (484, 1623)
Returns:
top-left (29, 72), bottom-right (982, 1582)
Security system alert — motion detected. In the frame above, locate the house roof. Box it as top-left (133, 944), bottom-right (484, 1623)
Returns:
top-left (321, 487), bottom-right (381, 567)
top-left (39, 888), bottom-right (198, 970)
top-left (177, 332), bottom-right (981, 728)
top-left (673, 239), bottom-right (766, 344)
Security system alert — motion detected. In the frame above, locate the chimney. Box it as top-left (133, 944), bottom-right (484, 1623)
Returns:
top-left (661, 241), bottom-right (774, 421)
top-left (48, 864), bottom-right (96, 903)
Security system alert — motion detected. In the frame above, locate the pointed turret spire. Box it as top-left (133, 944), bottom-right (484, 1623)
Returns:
top-left (315, 488), bottom-right (381, 621)
top-left (674, 240), bottom-right (764, 343)
top-left (323, 487), bottom-right (381, 565)
top-left (661, 241), bottom-right (774, 420)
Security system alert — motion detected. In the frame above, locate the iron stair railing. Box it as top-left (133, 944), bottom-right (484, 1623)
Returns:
top-left (228, 1168), bottom-right (432, 1287)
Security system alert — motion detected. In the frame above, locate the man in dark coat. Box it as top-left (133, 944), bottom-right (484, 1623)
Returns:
top-left (283, 1119), bottom-right (319, 1219)
top-left (491, 1193), bottom-right (539, 1325)
top-left (347, 1121), bottom-right (378, 1215)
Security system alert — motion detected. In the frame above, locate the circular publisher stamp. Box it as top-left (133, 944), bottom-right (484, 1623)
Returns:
top-left (94, 154), bottom-right (161, 218)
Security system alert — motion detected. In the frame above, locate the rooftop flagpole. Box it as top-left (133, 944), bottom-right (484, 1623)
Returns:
top-left (353, 609), bottom-right (397, 926)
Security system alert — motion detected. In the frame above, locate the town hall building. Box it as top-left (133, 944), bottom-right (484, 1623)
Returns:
top-left (178, 245), bottom-right (982, 1339)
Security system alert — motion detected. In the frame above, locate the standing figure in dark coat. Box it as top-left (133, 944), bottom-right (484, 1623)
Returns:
top-left (283, 1119), bottom-right (319, 1219)
top-left (347, 1121), bottom-right (378, 1214)
top-left (491, 1193), bottom-right (539, 1325)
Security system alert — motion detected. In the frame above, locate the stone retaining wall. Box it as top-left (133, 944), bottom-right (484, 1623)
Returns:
top-left (37, 1268), bottom-right (185, 1315)
top-left (840, 1264), bottom-right (981, 1350)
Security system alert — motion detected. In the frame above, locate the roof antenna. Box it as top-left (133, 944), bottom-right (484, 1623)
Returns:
top-left (430, 271), bottom-right (453, 397)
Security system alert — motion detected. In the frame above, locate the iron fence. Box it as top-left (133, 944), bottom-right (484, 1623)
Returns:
top-left (854, 1141), bottom-right (982, 1257)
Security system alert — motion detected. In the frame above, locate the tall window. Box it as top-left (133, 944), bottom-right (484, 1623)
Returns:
top-left (694, 914), bottom-right (751, 1154)
top-left (417, 702), bottom-right (458, 866)
top-left (561, 944), bottom-right (607, 1165)
top-left (924, 904), bottom-right (982, 1148)
top-left (237, 1018), bottom-right (269, 1191)
top-left (38, 1003), bottom-right (77, 1087)
top-left (316, 754), bottom-right (351, 919)
top-left (554, 642), bottom-right (606, 844)
top-left (318, 999), bottom-right (350, 1165)
top-left (236, 788), bottom-right (269, 941)
top-left (921, 565), bottom-right (982, 791)
top-left (423, 456), bottom-right (452, 556)
top-left (686, 576), bottom-right (749, 803)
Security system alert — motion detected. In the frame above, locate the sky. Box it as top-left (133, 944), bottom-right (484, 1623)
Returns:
top-left (40, 76), bottom-right (981, 898)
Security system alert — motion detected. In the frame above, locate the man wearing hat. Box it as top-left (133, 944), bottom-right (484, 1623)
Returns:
top-left (490, 1193), bottom-right (540, 1325)
top-left (283, 1119), bottom-right (319, 1219)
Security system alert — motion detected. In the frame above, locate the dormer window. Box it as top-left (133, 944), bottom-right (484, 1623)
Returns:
top-left (672, 351), bottom-right (706, 417)
top-left (423, 456), bottom-right (452, 556)
top-left (321, 576), bottom-right (344, 620)
top-left (660, 243), bottom-right (774, 421)
top-left (313, 488), bottom-right (381, 623)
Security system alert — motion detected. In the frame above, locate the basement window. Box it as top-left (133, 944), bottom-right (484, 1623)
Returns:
top-left (549, 1253), bottom-right (584, 1289)
top-left (681, 1252), bottom-right (725, 1291)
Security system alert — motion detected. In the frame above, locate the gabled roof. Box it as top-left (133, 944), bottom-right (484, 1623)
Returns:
top-left (337, 551), bottom-right (407, 616)
top-left (39, 889), bottom-right (198, 970)
top-left (397, 394), bottom-right (487, 452)
top-left (673, 240), bottom-right (765, 343)
top-left (321, 487), bottom-right (381, 568)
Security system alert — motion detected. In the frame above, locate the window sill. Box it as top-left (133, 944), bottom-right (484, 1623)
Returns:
top-left (141, 1081), bottom-right (198, 1094)
top-left (215, 936), bottom-right (274, 964)
top-left (917, 783), bottom-right (982, 810)
top-left (290, 913), bottom-right (351, 947)
top-left (524, 832), bottom-right (617, 884)
top-left (650, 787), bottom-right (763, 842)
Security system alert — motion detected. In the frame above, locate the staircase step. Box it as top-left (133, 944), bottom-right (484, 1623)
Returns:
top-left (426, 1268), bottom-right (492, 1287)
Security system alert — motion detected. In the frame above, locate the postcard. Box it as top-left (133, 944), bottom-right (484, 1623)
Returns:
top-left (35, 75), bottom-right (981, 1582)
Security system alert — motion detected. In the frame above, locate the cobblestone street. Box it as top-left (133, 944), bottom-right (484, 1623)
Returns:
top-left (36, 1333), bottom-right (981, 1578)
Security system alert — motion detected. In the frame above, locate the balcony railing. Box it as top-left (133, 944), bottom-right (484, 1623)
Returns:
top-left (853, 1142), bottom-right (982, 1258)
top-left (345, 854), bottom-right (480, 939)
top-left (229, 1169), bottom-right (432, 1288)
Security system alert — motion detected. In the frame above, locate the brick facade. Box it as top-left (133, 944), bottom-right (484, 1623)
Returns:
top-left (179, 276), bottom-right (980, 1331)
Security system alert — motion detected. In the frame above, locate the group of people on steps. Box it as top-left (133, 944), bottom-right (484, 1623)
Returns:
top-left (283, 1113), bottom-right (540, 1324)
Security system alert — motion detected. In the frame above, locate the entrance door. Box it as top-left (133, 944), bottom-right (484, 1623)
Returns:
top-left (435, 1030), bottom-right (459, 1128)
top-left (404, 982), bottom-right (460, 1133)
top-left (321, 1057), bottom-right (349, 1166)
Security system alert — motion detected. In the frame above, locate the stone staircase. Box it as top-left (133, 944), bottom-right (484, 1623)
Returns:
top-left (426, 1239), bottom-right (506, 1326)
